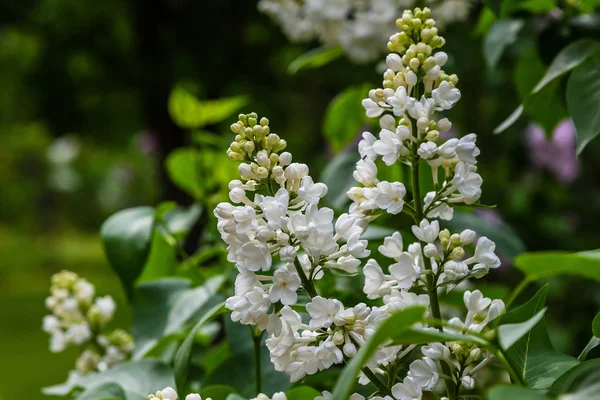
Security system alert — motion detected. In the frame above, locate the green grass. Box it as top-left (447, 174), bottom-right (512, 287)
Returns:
top-left (0, 228), bottom-right (129, 399)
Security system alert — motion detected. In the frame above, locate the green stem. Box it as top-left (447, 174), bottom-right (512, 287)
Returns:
top-left (412, 144), bottom-right (458, 399)
top-left (251, 328), bottom-right (264, 395)
top-left (361, 365), bottom-right (393, 396)
top-left (489, 345), bottom-right (524, 386)
top-left (504, 279), bottom-right (531, 312)
top-left (293, 259), bottom-right (317, 297)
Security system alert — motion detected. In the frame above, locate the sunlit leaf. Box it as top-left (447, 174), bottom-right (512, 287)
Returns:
top-left (549, 359), bottom-right (600, 396)
top-left (288, 45), bottom-right (344, 75)
top-left (487, 385), bottom-right (550, 400)
top-left (323, 84), bottom-right (370, 153)
top-left (285, 386), bottom-right (323, 400)
top-left (515, 250), bottom-right (600, 282)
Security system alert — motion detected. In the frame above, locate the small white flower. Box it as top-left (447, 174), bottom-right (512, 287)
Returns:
top-left (185, 394), bottom-right (202, 400)
top-left (358, 131), bottom-right (377, 160)
top-left (298, 176), bottom-right (327, 204)
top-left (408, 357), bottom-right (439, 389)
top-left (456, 133), bottom-right (480, 165)
top-left (391, 377), bottom-right (422, 400)
top-left (417, 142), bottom-right (437, 159)
top-left (389, 253), bottom-right (421, 290)
top-left (353, 158), bottom-right (378, 186)
top-left (432, 81), bottom-right (461, 110)
top-left (461, 375), bottom-right (475, 390)
top-left (373, 129), bottom-right (402, 166)
top-left (50, 330), bottom-right (67, 353)
top-left (386, 53), bottom-right (404, 71)
top-left (159, 387), bottom-right (178, 400)
top-left (238, 242), bottom-right (272, 272)
top-left (373, 181), bottom-right (406, 214)
top-left (451, 162), bottom-right (482, 204)
top-left (269, 270), bottom-right (301, 305)
top-left (43, 315), bottom-right (60, 333)
top-left (378, 231), bottom-right (403, 259)
top-left (306, 296), bottom-right (343, 329)
top-left (95, 295), bottom-right (116, 323)
top-left (232, 206), bottom-right (257, 234)
top-left (464, 290), bottom-right (492, 314)
top-left (379, 114), bottom-right (396, 131)
top-left (344, 232), bottom-right (370, 258)
top-left (422, 343), bottom-right (451, 360)
top-left (412, 219), bottom-right (440, 243)
top-left (408, 96), bottom-right (435, 120)
top-left (326, 255), bottom-right (360, 274)
top-left (362, 98), bottom-right (385, 118)
top-left (363, 259), bottom-right (390, 299)
top-left (387, 86), bottom-right (415, 116)
top-left (66, 322), bottom-right (92, 345)
top-left (472, 237), bottom-right (501, 270)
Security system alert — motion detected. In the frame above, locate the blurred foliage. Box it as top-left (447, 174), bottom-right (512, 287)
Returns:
top-left (1, 0), bottom-right (600, 398)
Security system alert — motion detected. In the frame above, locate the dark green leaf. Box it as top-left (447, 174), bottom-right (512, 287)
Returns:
top-left (226, 395), bottom-right (248, 400)
top-left (100, 206), bottom-right (155, 298)
top-left (514, 50), bottom-right (567, 134)
top-left (532, 39), bottom-right (600, 95)
top-left (567, 54), bottom-right (600, 154)
top-left (593, 312), bottom-right (600, 338)
top-left (498, 308), bottom-right (547, 350)
top-left (494, 105), bottom-right (523, 134)
top-left (515, 250), bottom-right (600, 282)
top-left (200, 385), bottom-right (238, 400)
top-left (483, 0), bottom-right (502, 16)
top-left (483, 20), bottom-right (524, 69)
top-left (320, 151), bottom-right (359, 211)
top-left (323, 84), bottom-right (370, 153)
top-left (487, 385), bottom-right (550, 400)
top-left (133, 276), bottom-right (225, 359)
top-left (288, 45), bottom-right (344, 75)
top-left (174, 302), bottom-right (227, 392)
top-left (43, 359), bottom-right (174, 398)
top-left (78, 382), bottom-right (127, 400)
top-left (161, 203), bottom-right (203, 240)
top-left (500, 285), bottom-right (579, 389)
top-left (331, 306), bottom-right (427, 400)
top-left (137, 229), bottom-right (178, 283)
top-left (549, 359), bottom-right (600, 396)
top-left (285, 386), bottom-right (323, 400)
top-left (446, 211), bottom-right (525, 259)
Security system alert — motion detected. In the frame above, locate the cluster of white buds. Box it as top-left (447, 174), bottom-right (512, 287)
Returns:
top-left (147, 387), bottom-right (207, 400)
top-left (217, 6), bottom-right (508, 399)
top-left (257, 0), bottom-right (472, 63)
top-left (42, 270), bottom-right (133, 375)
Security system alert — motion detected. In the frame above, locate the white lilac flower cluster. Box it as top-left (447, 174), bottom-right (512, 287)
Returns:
top-left (216, 7), bottom-right (507, 399)
top-left (42, 270), bottom-right (133, 375)
top-left (257, 0), bottom-right (473, 63)
top-left (148, 387), bottom-right (208, 400)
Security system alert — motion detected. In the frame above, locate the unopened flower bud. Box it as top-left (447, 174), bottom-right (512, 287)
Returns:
top-left (333, 330), bottom-right (344, 345)
top-left (450, 247), bottom-right (465, 259)
top-left (437, 118), bottom-right (452, 132)
top-left (461, 375), bottom-right (475, 390)
top-left (343, 342), bottom-right (357, 357)
top-left (423, 243), bottom-right (438, 258)
top-left (460, 229), bottom-right (476, 245)
top-left (279, 152), bottom-right (292, 166)
top-left (466, 348), bottom-right (482, 365)
top-left (409, 58), bottom-right (420, 71)
top-left (439, 229), bottom-right (450, 240)
top-left (425, 130), bottom-right (439, 142)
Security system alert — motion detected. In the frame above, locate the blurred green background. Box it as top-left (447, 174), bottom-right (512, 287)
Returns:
top-left (1, 1), bottom-right (600, 398)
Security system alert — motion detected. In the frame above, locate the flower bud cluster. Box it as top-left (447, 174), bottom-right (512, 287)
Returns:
top-left (257, 0), bottom-right (472, 63)
top-left (42, 270), bottom-right (133, 375)
top-left (147, 386), bottom-right (208, 400)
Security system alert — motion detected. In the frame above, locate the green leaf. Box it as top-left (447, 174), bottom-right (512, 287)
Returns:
top-left (593, 312), bottom-right (600, 338)
top-left (331, 306), bottom-right (427, 400)
top-left (494, 105), bottom-right (523, 134)
top-left (166, 148), bottom-right (202, 198)
top-left (174, 302), bottom-right (227, 392)
top-left (532, 39), bottom-right (600, 95)
top-left (514, 50), bottom-right (567, 134)
top-left (78, 382), bottom-right (127, 400)
top-left (288, 45), bottom-right (344, 75)
top-left (483, 0), bottom-right (502, 16)
top-left (323, 85), bottom-right (370, 153)
top-left (487, 385), bottom-right (550, 400)
top-left (567, 54), bottom-right (600, 154)
top-left (137, 229), bottom-right (178, 283)
top-left (500, 285), bottom-right (579, 389)
top-left (446, 211), bottom-right (525, 259)
top-left (498, 308), bottom-right (547, 350)
top-left (43, 359), bottom-right (174, 398)
top-left (389, 328), bottom-right (488, 347)
top-left (132, 276), bottom-right (225, 359)
top-left (320, 151), bottom-right (359, 211)
top-left (495, 39), bottom-right (600, 134)
top-left (515, 250), bottom-right (600, 282)
top-left (226, 395), bottom-right (248, 400)
top-left (168, 86), bottom-right (248, 129)
top-left (161, 203), bottom-right (203, 240)
top-left (100, 206), bottom-right (155, 298)
top-left (201, 385), bottom-right (238, 400)
top-left (549, 359), bottom-right (600, 396)
top-left (285, 386), bottom-right (323, 400)
top-left (483, 19), bottom-right (524, 69)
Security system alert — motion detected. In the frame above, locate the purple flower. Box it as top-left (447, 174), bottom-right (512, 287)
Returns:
top-left (525, 119), bottom-right (580, 184)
